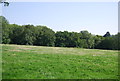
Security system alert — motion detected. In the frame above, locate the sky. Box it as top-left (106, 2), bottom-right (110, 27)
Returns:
top-left (1, 2), bottom-right (118, 35)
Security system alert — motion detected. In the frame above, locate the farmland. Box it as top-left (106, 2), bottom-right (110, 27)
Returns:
top-left (2, 44), bottom-right (118, 79)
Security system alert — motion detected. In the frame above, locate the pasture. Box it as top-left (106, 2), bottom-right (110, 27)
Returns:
top-left (2, 44), bottom-right (118, 79)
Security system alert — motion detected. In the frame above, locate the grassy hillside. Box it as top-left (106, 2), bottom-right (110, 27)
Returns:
top-left (2, 44), bottom-right (118, 79)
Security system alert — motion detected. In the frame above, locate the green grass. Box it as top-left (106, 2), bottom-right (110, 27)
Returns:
top-left (2, 44), bottom-right (118, 79)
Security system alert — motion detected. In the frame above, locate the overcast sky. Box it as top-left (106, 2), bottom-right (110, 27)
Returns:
top-left (2, 2), bottom-right (118, 35)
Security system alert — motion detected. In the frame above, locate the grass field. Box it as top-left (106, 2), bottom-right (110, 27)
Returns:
top-left (2, 44), bottom-right (118, 79)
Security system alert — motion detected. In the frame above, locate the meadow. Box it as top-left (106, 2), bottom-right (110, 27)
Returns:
top-left (2, 44), bottom-right (118, 79)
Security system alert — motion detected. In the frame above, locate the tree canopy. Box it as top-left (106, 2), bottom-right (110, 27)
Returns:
top-left (1, 16), bottom-right (119, 50)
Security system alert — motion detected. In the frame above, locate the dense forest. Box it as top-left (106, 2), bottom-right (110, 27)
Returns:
top-left (1, 16), bottom-right (120, 50)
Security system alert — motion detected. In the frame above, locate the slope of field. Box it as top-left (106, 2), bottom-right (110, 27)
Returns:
top-left (2, 44), bottom-right (118, 79)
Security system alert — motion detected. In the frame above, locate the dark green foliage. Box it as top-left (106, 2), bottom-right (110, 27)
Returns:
top-left (95, 33), bottom-right (120, 50)
top-left (1, 16), bottom-right (55, 46)
top-left (55, 31), bottom-right (69, 47)
top-left (80, 31), bottom-right (94, 49)
top-left (77, 39), bottom-right (88, 48)
top-left (9, 24), bottom-right (24, 44)
top-left (1, 16), bottom-right (119, 50)
top-left (55, 31), bottom-right (95, 48)
top-left (111, 33), bottom-right (120, 50)
top-left (68, 32), bottom-right (81, 47)
top-left (20, 25), bottom-right (36, 45)
top-left (95, 37), bottom-right (114, 50)
top-left (34, 26), bottom-right (55, 46)
top-left (94, 35), bottom-right (104, 48)
top-left (1, 16), bottom-right (11, 44)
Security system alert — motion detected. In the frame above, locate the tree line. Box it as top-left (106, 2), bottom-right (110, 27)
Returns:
top-left (1, 16), bottom-right (120, 50)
